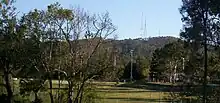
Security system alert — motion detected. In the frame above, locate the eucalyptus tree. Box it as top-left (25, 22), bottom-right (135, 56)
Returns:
top-left (150, 40), bottom-right (186, 82)
top-left (0, 1), bottom-right (28, 102)
top-left (0, 0), bottom-right (42, 102)
top-left (180, 0), bottom-right (220, 102)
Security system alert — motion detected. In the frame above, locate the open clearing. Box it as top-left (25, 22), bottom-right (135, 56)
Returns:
top-left (9, 80), bottom-right (178, 103)
top-left (93, 82), bottom-right (170, 103)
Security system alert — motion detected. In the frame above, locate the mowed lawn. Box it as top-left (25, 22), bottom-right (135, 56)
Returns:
top-left (92, 82), bottom-right (170, 103)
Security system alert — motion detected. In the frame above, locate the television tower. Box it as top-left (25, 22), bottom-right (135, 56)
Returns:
top-left (140, 12), bottom-right (147, 38)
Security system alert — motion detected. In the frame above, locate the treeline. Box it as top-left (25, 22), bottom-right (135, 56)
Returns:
top-left (150, 39), bottom-right (220, 83)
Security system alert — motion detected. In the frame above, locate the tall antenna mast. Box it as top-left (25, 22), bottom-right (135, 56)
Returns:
top-left (140, 12), bottom-right (144, 38)
top-left (140, 13), bottom-right (147, 38)
top-left (140, 12), bottom-right (143, 31)
top-left (144, 16), bottom-right (147, 38)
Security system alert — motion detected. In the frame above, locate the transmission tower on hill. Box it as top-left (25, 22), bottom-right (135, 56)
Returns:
top-left (140, 12), bottom-right (147, 39)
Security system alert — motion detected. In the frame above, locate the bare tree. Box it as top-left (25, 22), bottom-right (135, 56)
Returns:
top-left (21, 3), bottom-right (116, 103)
top-left (49, 5), bottom-right (116, 103)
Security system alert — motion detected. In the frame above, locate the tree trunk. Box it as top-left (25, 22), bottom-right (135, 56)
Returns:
top-left (4, 72), bottom-right (13, 103)
top-left (4, 62), bottom-right (13, 103)
top-left (58, 72), bottom-right (61, 103)
top-left (34, 92), bottom-right (39, 103)
top-left (68, 81), bottom-right (73, 103)
top-left (173, 65), bottom-right (177, 84)
top-left (48, 77), bottom-right (54, 103)
top-left (202, 1), bottom-right (208, 103)
top-left (79, 86), bottom-right (84, 103)
top-left (48, 36), bottom-right (54, 103)
top-left (74, 80), bottom-right (85, 103)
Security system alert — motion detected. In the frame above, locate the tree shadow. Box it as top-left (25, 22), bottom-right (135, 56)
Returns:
top-left (96, 90), bottom-right (156, 93)
top-left (102, 97), bottom-right (171, 102)
top-left (95, 87), bottom-right (132, 91)
top-left (117, 81), bottom-right (182, 92)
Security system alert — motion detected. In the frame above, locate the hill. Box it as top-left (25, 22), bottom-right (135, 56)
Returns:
top-left (106, 36), bottom-right (178, 58)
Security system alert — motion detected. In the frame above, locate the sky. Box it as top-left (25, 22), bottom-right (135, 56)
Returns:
top-left (14, 0), bottom-right (183, 39)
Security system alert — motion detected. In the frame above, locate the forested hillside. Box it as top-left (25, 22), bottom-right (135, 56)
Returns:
top-left (96, 36), bottom-right (178, 81)
top-left (107, 36), bottom-right (178, 58)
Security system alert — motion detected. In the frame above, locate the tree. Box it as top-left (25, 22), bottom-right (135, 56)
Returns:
top-left (17, 3), bottom-right (116, 103)
top-left (150, 40), bottom-right (186, 83)
top-left (27, 3), bottom-right (116, 103)
top-left (150, 48), bottom-right (164, 82)
top-left (21, 8), bottom-right (56, 103)
top-left (91, 43), bottom-right (119, 81)
top-left (121, 56), bottom-right (150, 80)
top-left (180, 0), bottom-right (220, 102)
top-left (136, 56), bottom-right (150, 79)
top-left (0, 1), bottom-right (44, 102)
top-left (0, 0), bottom-right (10, 8)
top-left (0, 2), bottom-right (26, 102)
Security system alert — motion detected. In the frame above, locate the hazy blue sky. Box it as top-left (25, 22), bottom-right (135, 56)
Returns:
top-left (14, 0), bottom-right (182, 39)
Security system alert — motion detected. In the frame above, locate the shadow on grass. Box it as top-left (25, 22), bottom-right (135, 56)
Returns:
top-left (99, 97), bottom-right (198, 103)
top-left (96, 90), bottom-right (157, 93)
top-left (92, 83), bottom-right (116, 87)
top-left (117, 81), bottom-right (183, 92)
top-left (99, 97), bottom-right (171, 102)
top-left (95, 87), bottom-right (132, 90)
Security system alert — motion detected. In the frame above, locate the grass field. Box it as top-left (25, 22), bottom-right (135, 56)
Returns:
top-left (93, 82), bottom-right (171, 103)
top-left (48, 81), bottom-right (174, 102)
top-left (8, 79), bottom-right (187, 103)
